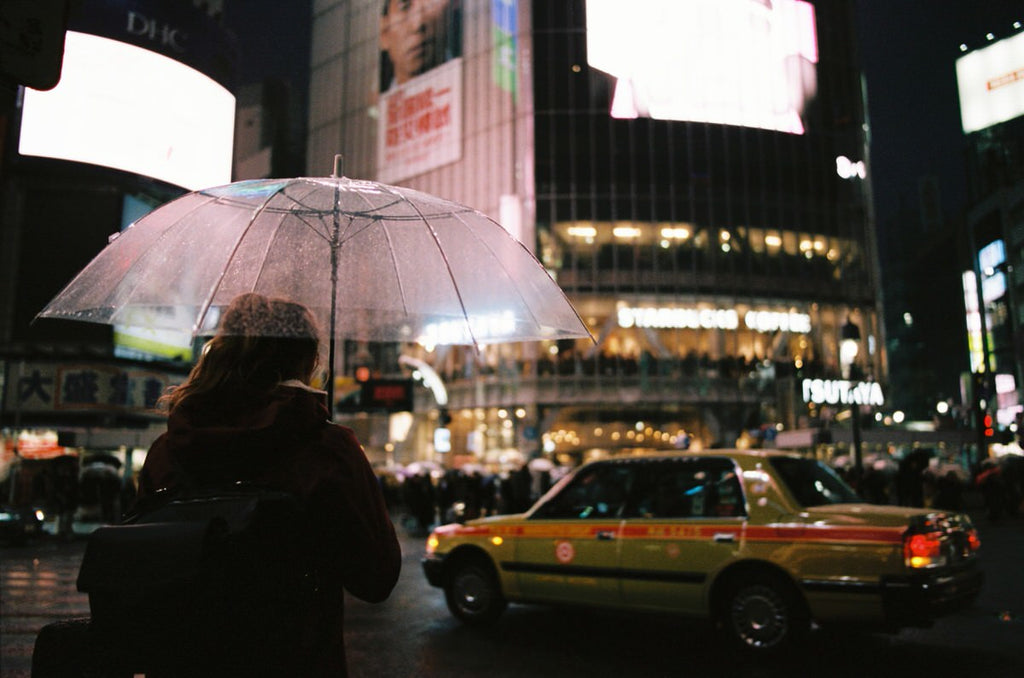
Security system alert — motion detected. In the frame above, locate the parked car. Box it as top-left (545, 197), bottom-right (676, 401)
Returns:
top-left (0, 504), bottom-right (46, 545)
top-left (422, 450), bottom-right (983, 652)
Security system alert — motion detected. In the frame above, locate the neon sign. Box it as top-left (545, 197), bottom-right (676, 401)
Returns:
top-left (419, 311), bottom-right (517, 347)
top-left (801, 379), bottom-right (884, 407)
top-left (617, 306), bottom-right (811, 333)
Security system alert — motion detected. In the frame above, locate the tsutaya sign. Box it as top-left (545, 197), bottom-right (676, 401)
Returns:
top-left (617, 305), bottom-right (811, 333)
top-left (802, 378), bottom-right (884, 407)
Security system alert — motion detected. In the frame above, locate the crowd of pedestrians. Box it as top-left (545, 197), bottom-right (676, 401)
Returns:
top-left (378, 458), bottom-right (566, 535)
top-left (837, 448), bottom-right (1023, 519)
top-left (432, 349), bottom-right (829, 386)
top-left (11, 453), bottom-right (132, 538)
top-left (16, 444), bottom-right (1024, 543)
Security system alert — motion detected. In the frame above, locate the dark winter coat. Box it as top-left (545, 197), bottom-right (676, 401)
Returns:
top-left (137, 383), bottom-right (401, 677)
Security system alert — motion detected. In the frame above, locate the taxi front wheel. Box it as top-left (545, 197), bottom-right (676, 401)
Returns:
top-left (445, 560), bottom-right (507, 625)
top-left (719, 574), bottom-right (808, 652)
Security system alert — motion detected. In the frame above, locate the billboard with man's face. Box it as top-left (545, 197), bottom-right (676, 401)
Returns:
top-left (377, 0), bottom-right (464, 183)
top-left (379, 0), bottom-right (462, 91)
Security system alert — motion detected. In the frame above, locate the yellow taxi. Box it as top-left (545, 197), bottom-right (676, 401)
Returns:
top-left (422, 450), bottom-right (983, 652)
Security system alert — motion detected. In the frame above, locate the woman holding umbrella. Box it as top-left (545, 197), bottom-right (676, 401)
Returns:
top-left (136, 292), bottom-right (401, 677)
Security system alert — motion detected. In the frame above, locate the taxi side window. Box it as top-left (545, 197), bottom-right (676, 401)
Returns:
top-left (710, 466), bottom-right (745, 517)
top-left (626, 459), bottom-right (746, 519)
top-left (531, 464), bottom-right (633, 520)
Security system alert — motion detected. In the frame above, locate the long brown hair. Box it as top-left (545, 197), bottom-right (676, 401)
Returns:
top-left (162, 293), bottom-right (321, 413)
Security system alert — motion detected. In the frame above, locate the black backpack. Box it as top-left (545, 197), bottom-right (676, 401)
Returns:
top-left (76, 482), bottom-right (325, 675)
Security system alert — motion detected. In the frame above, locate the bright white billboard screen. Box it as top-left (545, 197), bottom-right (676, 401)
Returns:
top-left (19, 31), bottom-right (235, 190)
top-left (586, 0), bottom-right (818, 134)
top-left (957, 31), bottom-right (1024, 134)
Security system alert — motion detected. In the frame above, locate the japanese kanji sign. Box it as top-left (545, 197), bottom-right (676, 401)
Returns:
top-left (4, 361), bottom-right (183, 415)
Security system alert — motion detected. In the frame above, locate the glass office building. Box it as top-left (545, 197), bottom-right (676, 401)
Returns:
top-left (958, 27), bottom-right (1024, 434)
top-left (309, 0), bottom-right (883, 465)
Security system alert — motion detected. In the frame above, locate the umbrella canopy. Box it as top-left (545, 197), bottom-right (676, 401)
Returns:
top-left (37, 167), bottom-right (593, 405)
top-left (39, 176), bottom-right (589, 346)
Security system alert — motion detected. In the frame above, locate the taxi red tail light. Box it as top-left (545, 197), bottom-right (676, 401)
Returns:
top-left (967, 528), bottom-right (981, 552)
top-left (904, 530), bottom-right (947, 569)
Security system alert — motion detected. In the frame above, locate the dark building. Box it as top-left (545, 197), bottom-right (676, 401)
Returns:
top-left (878, 177), bottom-right (972, 422)
top-left (0, 0), bottom-right (238, 500)
top-left (957, 24), bottom-right (1024, 441)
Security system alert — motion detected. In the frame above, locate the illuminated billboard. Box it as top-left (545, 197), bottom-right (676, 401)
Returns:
top-left (962, 270), bottom-right (985, 373)
top-left (18, 31), bottom-right (235, 190)
top-left (377, 0), bottom-right (464, 183)
top-left (586, 0), bottom-right (818, 134)
top-left (957, 31), bottom-right (1024, 134)
top-left (978, 239), bottom-right (1007, 304)
top-left (377, 58), bottom-right (464, 184)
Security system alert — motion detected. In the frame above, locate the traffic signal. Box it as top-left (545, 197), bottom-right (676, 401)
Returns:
top-left (983, 413), bottom-right (994, 439)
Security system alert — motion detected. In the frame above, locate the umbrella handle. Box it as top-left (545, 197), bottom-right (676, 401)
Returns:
top-left (333, 154), bottom-right (344, 178)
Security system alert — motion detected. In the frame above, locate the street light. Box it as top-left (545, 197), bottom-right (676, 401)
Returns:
top-left (840, 318), bottom-right (861, 379)
top-left (840, 317), bottom-right (863, 481)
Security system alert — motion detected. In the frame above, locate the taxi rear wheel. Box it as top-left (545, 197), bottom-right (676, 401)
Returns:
top-left (719, 574), bottom-right (807, 652)
top-left (445, 560), bottom-right (507, 625)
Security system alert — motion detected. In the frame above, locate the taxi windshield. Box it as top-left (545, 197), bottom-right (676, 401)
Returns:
top-left (769, 457), bottom-right (861, 507)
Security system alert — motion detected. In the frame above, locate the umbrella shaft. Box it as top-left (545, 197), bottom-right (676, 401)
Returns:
top-left (326, 185), bottom-right (341, 418)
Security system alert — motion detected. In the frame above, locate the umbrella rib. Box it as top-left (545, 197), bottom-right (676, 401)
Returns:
top-left (447, 208), bottom-right (590, 341)
top-left (333, 195), bottom-right (408, 244)
top-left (196, 181), bottom-right (296, 333)
top-left (401, 198), bottom-right (481, 349)
top-left (321, 185), bottom-right (414, 324)
top-left (90, 193), bottom-right (222, 326)
top-left (449, 211), bottom-right (526, 342)
top-left (277, 182), bottom-right (339, 243)
top-left (271, 182), bottom-right (406, 245)
top-left (376, 213), bottom-right (412, 319)
top-left (246, 213), bottom-right (330, 297)
top-left (325, 186), bottom-right (420, 322)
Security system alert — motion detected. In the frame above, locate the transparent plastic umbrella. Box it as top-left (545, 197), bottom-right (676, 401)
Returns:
top-left (37, 161), bottom-right (592, 407)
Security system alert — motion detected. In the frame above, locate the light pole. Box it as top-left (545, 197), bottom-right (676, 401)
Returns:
top-left (841, 318), bottom-right (863, 479)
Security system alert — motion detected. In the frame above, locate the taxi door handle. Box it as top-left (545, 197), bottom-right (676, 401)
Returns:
top-left (595, 530), bottom-right (616, 540)
top-left (713, 533), bottom-right (736, 543)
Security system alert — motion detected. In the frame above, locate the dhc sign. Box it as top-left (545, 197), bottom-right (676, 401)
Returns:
top-left (802, 379), bottom-right (884, 407)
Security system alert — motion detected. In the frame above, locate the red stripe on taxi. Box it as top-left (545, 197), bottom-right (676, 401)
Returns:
top-left (746, 525), bottom-right (904, 544)
top-left (440, 522), bottom-right (904, 545)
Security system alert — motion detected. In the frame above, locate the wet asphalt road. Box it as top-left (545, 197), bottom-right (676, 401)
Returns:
top-left (3, 511), bottom-right (1023, 678)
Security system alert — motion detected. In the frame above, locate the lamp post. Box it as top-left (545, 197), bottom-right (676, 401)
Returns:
top-left (840, 319), bottom-right (861, 379)
top-left (840, 318), bottom-right (863, 480)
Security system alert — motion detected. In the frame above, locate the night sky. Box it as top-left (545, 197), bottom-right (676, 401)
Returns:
top-left (223, 1), bottom-right (312, 88)
top-left (221, 0), bottom-right (313, 169)
top-left (855, 0), bottom-right (1022, 226)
